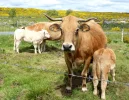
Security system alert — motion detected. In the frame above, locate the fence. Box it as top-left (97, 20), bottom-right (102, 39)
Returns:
top-left (0, 16), bottom-right (129, 32)
top-left (0, 16), bottom-right (46, 32)
top-left (1, 61), bottom-right (129, 88)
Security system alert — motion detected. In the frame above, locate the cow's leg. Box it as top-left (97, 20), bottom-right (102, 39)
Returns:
top-left (64, 53), bottom-right (73, 91)
top-left (15, 40), bottom-right (21, 53)
top-left (101, 69), bottom-right (108, 100)
top-left (41, 40), bottom-right (46, 52)
top-left (13, 39), bottom-right (16, 51)
top-left (81, 56), bottom-right (92, 92)
top-left (33, 43), bottom-right (38, 54)
top-left (38, 44), bottom-right (41, 54)
top-left (92, 62), bottom-right (98, 95)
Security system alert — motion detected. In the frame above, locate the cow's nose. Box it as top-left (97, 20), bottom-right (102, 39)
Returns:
top-left (63, 44), bottom-right (72, 51)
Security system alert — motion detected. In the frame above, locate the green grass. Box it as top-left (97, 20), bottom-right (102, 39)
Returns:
top-left (0, 33), bottom-right (129, 100)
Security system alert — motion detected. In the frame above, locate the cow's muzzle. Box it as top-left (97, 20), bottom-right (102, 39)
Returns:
top-left (62, 43), bottom-right (75, 51)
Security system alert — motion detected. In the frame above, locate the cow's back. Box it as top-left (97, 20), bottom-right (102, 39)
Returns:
top-left (76, 20), bottom-right (107, 60)
top-left (93, 48), bottom-right (116, 70)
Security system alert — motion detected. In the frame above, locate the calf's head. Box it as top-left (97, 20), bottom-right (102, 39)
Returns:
top-left (41, 29), bottom-right (50, 39)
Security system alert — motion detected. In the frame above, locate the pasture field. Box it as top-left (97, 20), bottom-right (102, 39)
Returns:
top-left (0, 32), bottom-right (129, 100)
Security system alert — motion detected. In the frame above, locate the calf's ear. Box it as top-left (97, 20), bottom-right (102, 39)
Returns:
top-left (49, 24), bottom-right (61, 32)
top-left (79, 24), bottom-right (90, 32)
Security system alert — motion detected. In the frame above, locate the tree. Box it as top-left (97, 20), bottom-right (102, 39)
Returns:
top-left (8, 8), bottom-right (16, 18)
top-left (66, 9), bottom-right (73, 15)
top-left (8, 8), bottom-right (17, 27)
top-left (46, 9), bottom-right (58, 17)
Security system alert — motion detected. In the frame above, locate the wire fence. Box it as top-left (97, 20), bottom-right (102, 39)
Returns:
top-left (0, 16), bottom-right (46, 32)
top-left (0, 16), bottom-right (129, 87)
top-left (1, 61), bottom-right (129, 88)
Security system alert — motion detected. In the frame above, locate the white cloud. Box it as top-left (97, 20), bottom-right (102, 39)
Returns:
top-left (0, 0), bottom-right (60, 8)
top-left (0, 0), bottom-right (129, 12)
top-left (86, 0), bottom-right (112, 6)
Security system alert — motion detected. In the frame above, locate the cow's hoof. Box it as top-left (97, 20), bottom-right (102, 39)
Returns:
top-left (82, 87), bottom-right (88, 92)
top-left (93, 90), bottom-right (97, 95)
top-left (101, 94), bottom-right (106, 100)
top-left (65, 86), bottom-right (72, 93)
top-left (101, 96), bottom-right (106, 100)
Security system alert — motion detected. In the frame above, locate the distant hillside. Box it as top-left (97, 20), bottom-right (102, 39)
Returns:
top-left (0, 7), bottom-right (129, 20)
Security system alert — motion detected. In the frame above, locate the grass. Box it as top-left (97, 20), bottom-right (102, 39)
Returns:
top-left (0, 33), bottom-right (129, 100)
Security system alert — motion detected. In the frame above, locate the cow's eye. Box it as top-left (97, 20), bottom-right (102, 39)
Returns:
top-left (75, 28), bottom-right (79, 36)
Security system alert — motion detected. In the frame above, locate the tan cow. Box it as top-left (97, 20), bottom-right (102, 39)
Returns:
top-left (23, 22), bottom-right (62, 52)
top-left (92, 48), bottom-right (116, 100)
top-left (44, 14), bottom-right (107, 92)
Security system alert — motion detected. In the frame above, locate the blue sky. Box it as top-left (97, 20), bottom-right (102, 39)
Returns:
top-left (0, 0), bottom-right (129, 12)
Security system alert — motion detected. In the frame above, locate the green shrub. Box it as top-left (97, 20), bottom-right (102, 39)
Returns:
top-left (46, 9), bottom-right (58, 17)
top-left (107, 37), bottom-right (111, 43)
top-left (8, 8), bottom-right (16, 18)
top-left (123, 35), bottom-right (129, 43)
top-left (66, 9), bottom-right (73, 15)
top-left (124, 28), bottom-right (129, 32)
top-left (111, 27), bottom-right (121, 31)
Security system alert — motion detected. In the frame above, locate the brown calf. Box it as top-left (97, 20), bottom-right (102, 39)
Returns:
top-left (92, 48), bottom-right (116, 99)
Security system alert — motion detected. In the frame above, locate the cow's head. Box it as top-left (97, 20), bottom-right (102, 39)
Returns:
top-left (45, 14), bottom-right (97, 52)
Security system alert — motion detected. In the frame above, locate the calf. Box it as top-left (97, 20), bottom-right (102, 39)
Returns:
top-left (14, 28), bottom-right (50, 54)
top-left (92, 48), bottom-right (116, 100)
top-left (25, 22), bottom-right (62, 52)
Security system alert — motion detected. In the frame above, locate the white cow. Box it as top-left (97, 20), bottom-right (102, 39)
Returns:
top-left (13, 28), bottom-right (50, 54)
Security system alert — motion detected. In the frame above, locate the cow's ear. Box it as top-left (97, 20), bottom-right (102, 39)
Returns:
top-left (49, 24), bottom-right (61, 32)
top-left (79, 24), bottom-right (90, 32)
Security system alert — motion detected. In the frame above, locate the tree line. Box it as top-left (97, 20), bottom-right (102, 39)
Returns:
top-left (0, 7), bottom-right (129, 21)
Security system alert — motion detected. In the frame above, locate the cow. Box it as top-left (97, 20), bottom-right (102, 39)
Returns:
top-left (92, 48), bottom-right (116, 100)
top-left (44, 14), bottom-right (107, 92)
top-left (13, 28), bottom-right (50, 54)
top-left (25, 22), bottom-right (62, 52)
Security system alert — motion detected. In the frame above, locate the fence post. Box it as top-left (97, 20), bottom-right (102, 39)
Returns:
top-left (121, 28), bottom-right (124, 42)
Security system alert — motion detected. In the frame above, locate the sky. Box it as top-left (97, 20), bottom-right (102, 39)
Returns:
top-left (0, 0), bottom-right (129, 12)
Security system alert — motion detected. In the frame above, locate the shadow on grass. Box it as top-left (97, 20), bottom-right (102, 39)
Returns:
top-left (20, 45), bottom-right (61, 53)
top-left (55, 68), bottom-right (94, 96)
top-left (20, 45), bottom-right (34, 53)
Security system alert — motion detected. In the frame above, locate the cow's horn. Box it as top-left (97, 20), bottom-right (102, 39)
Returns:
top-left (44, 14), bottom-right (62, 21)
top-left (79, 17), bottom-right (99, 22)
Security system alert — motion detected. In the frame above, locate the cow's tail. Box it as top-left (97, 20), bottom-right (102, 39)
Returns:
top-left (96, 62), bottom-right (101, 80)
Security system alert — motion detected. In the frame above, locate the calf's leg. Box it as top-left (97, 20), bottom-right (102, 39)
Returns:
top-left (92, 62), bottom-right (99, 95)
top-left (101, 71), bottom-right (108, 100)
top-left (15, 40), bottom-right (21, 53)
top-left (110, 64), bottom-right (116, 82)
top-left (38, 44), bottom-right (41, 54)
top-left (33, 43), bottom-right (38, 54)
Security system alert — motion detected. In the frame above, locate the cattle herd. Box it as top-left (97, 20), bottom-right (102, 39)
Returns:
top-left (13, 14), bottom-right (116, 100)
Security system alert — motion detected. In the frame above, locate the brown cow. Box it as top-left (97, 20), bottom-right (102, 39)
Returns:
top-left (23, 22), bottom-right (62, 52)
top-left (92, 48), bottom-right (116, 99)
top-left (44, 14), bottom-right (107, 92)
